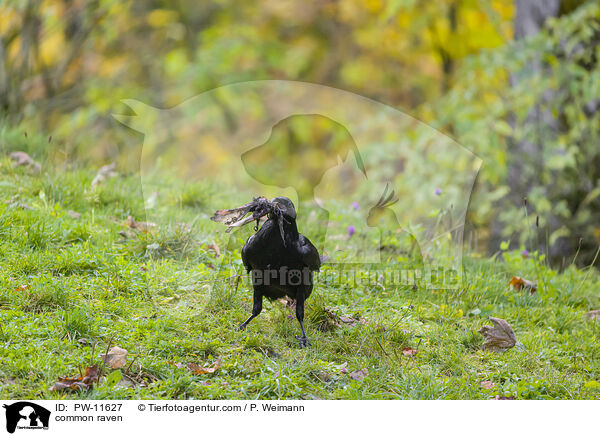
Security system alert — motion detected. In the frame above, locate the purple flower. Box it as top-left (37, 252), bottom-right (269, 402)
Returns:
top-left (435, 188), bottom-right (442, 196)
top-left (347, 225), bottom-right (355, 237)
top-left (522, 249), bottom-right (529, 257)
top-left (351, 201), bottom-right (360, 211)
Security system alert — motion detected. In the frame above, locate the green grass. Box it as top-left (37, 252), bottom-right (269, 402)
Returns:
top-left (0, 156), bottom-right (598, 400)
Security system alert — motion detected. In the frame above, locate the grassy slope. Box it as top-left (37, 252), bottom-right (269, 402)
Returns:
top-left (0, 157), bottom-right (598, 400)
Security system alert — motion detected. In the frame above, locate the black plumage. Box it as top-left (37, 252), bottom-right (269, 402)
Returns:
top-left (213, 196), bottom-right (320, 347)
top-left (241, 197), bottom-right (320, 347)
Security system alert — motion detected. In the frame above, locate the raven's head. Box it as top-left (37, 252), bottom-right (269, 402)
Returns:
top-left (271, 197), bottom-right (296, 221)
top-left (211, 196), bottom-right (297, 246)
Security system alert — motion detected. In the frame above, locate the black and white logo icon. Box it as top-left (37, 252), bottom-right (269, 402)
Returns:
top-left (3, 402), bottom-right (50, 433)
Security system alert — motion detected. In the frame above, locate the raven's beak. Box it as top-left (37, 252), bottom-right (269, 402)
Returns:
top-left (276, 214), bottom-right (286, 246)
top-left (269, 202), bottom-right (288, 246)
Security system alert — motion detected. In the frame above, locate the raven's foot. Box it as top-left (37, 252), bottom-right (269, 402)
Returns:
top-left (238, 323), bottom-right (247, 331)
top-left (295, 335), bottom-right (311, 348)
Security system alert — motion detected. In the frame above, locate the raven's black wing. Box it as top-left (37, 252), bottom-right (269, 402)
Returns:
top-left (241, 234), bottom-right (256, 273)
top-left (298, 234), bottom-right (321, 271)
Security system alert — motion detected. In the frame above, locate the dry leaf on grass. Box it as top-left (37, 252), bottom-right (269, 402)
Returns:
top-left (584, 310), bottom-right (600, 321)
top-left (186, 358), bottom-right (221, 375)
top-left (479, 317), bottom-right (517, 351)
top-left (335, 363), bottom-right (348, 374)
top-left (14, 284), bottom-right (30, 292)
top-left (348, 368), bottom-right (368, 381)
top-left (509, 276), bottom-right (537, 293)
top-left (49, 365), bottom-right (99, 392)
top-left (278, 296), bottom-right (296, 308)
top-left (480, 381), bottom-right (495, 389)
top-left (402, 347), bottom-right (418, 357)
top-left (100, 346), bottom-right (128, 369)
top-left (319, 306), bottom-right (366, 331)
top-left (9, 151), bottom-right (41, 173)
top-left (91, 163), bottom-right (117, 189)
top-left (206, 243), bottom-right (221, 257)
top-left (315, 371), bottom-right (332, 383)
top-left (5, 200), bottom-right (33, 210)
top-left (126, 216), bottom-right (157, 233)
top-left (338, 315), bottom-right (366, 326)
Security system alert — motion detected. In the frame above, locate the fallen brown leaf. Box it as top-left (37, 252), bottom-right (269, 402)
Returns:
top-left (339, 315), bottom-right (366, 326)
top-left (402, 347), bottom-right (418, 357)
top-left (91, 163), bottom-right (117, 189)
top-left (49, 365), bottom-right (99, 392)
top-left (348, 368), bottom-right (368, 381)
top-left (480, 381), bottom-right (495, 389)
top-left (335, 363), bottom-right (348, 374)
top-left (479, 317), bottom-right (517, 351)
top-left (315, 371), bottom-right (332, 383)
top-left (206, 243), bottom-right (221, 257)
top-left (5, 200), bottom-right (33, 210)
top-left (318, 306), bottom-right (366, 331)
top-left (100, 346), bottom-right (128, 369)
top-left (126, 216), bottom-right (157, 233)
top-left (14, 284), bottom-right (30, 292)
top-left (9, 151), bottom-right (41, 173)
top-left (278, 296), bottom-right (296, 308)
top-left (585, 310), bottom-right (600, 321)
top-left (509, 276), bottom-right (537, 293)
top-left (187, 358), bottom-right (221, 375)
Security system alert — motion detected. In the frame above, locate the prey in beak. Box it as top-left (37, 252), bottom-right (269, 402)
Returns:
top-left (210, 196), bottom-right (272, 233)
top-left (210, 196), bottom-right (289, 245)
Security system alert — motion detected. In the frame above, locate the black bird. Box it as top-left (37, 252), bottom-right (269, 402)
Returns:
top-left (212, 197), bottom-right (320, 347)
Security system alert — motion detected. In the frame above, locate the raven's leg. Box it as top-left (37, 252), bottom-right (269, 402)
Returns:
top-left (239, 286), bottom-right (263, 330)
top-left (294, 290), bottom-right (310, 348)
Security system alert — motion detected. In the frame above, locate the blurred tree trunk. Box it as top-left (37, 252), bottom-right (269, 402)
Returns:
top-left (489, 0), bottom-right (562, 254)
top-left (508, 0), bottom-right (561, 191)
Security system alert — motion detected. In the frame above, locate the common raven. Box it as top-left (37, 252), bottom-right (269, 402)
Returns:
top-left (212, 197), bottom-right (320, 347)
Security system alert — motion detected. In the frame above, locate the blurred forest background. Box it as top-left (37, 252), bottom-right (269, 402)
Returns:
top-left (0, 0), bottom-right (599, 267)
